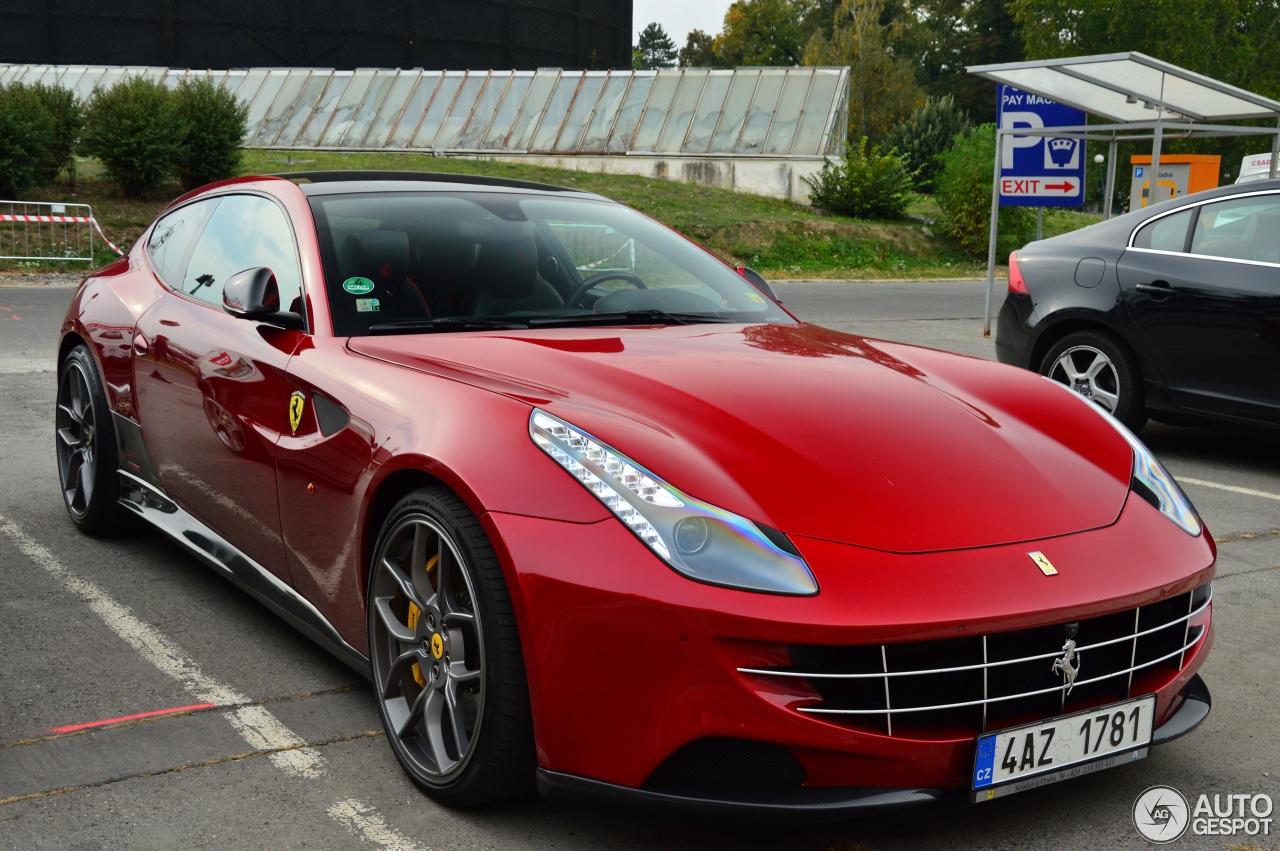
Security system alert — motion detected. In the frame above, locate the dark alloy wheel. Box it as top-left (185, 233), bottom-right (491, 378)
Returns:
top-left (1040, 330), bottom-right (1147, 433)
top-left (56, 345), bottom-right (122, 534)
top-left (367, 486), bottom-right (534, 806)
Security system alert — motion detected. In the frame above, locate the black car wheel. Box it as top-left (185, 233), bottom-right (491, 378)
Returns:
top-left (1040, 331), bottom-right (1147, 432)
top-left (56, 345), bottom-right (122, 534)
top-left (367, 486), bottom-right (534, 806)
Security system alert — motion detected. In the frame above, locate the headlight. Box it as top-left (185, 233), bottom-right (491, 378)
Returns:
top-left (1044, 379), bottom-right (1201, 536)
top-left (529, 409), bottom-right (819, 596)
top-left (1115, 419), bottom-right (1202, 536)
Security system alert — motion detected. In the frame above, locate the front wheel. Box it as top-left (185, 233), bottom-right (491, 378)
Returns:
top-left (1040, 330), bottom-right (1147, 432)
top-left (366, 486), bottom-right (534, 806)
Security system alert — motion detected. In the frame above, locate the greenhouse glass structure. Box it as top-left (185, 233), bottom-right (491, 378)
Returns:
top-left (0, 65), bottom-right (851, 202)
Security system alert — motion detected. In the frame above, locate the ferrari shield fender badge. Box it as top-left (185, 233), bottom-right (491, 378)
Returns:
top-left (288, 391), bottom-right (306, 434)
top-left (1029, 551), bottom-right (1058, 576)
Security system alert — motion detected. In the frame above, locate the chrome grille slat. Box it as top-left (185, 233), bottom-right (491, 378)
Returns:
top-left (737, 587), bottom-right (1212, 681)
top-left (740, 584), bottom-right (1212, 733)
top-left (796, 626), bottom-right (1205, 716)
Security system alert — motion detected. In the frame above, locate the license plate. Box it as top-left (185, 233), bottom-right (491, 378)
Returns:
top-left (972, 695), bottom-right (1155, 801)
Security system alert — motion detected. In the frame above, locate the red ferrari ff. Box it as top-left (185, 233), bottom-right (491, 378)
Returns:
top-left (57, 172), bottom-right (1213, 815)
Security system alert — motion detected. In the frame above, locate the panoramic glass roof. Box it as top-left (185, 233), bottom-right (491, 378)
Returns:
top-left (0, 65), bottom-right (849, 157)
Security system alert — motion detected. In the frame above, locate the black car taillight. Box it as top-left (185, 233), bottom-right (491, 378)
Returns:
top-left (1008, 251), bottom-right (1028, 294)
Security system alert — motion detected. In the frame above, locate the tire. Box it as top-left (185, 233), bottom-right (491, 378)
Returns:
top-left (1039, 330), bottom-right (1147, 432)
top-left (56, 345), bottom-right (123, 534)
top-left (366, 486), bottom-right (534, 806)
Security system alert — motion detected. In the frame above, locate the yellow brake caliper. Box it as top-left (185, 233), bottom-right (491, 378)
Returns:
top-left (405, 554), bottom-right (439, 687)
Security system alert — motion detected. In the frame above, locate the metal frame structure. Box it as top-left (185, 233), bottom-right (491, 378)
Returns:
top-left (967, 53), bottom-right (1280, 335)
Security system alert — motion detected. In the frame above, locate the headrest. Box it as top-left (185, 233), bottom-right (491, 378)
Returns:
top-left (474, 237), bottom-right (539, 300)
top-left (343, 229), bottom-right (411, 290)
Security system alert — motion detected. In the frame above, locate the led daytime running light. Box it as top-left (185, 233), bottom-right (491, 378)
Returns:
top-left (531, 412), bottom-right (675, 559)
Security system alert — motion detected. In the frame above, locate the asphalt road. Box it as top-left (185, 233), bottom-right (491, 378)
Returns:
top-left (1, 278), bottom-right (1276, 851)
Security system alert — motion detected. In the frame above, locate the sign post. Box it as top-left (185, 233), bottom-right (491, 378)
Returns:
top-left (982, 86), bottom-right (1087, 335)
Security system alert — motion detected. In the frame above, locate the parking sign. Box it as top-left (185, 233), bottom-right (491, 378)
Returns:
top-left (998, 85), bottom-right (1086, 208)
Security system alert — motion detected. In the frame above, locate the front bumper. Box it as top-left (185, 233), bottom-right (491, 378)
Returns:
top-left (536, 674), bottom-right (1210, 817)
top-left (482, 493), bottom-right (1215, 804)
top-left (995, 292), bottom-right (1035, 367)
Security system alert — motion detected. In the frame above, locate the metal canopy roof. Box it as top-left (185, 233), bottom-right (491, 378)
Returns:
top-left (968, 52), bottom-right (1280, 124)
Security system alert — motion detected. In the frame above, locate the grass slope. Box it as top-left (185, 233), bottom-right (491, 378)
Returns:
top-left (2, 150), bottom-right (1095, 278)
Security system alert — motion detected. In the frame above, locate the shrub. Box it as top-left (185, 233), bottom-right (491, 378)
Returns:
top-left (934, 124), bottom-right (1035, 259)
top-left (884, 95), bottom-right (972, 193)
top-left (174, 77), bottom-right (248, 190)
top-left (28, 83), bottom-right (83, 184)
top-left (82, 77), bottom-right (186, 198)
top-left (0, 82), bottom-right (57, 196)
top-left (803, 138), bottom-right (915, 220)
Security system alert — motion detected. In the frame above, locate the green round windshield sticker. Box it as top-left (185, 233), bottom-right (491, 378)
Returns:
top-left (343, 276), bottom-right (375, 295)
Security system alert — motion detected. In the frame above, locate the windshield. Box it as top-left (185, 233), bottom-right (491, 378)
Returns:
top-left (307, 190), bottom-right (792, 335)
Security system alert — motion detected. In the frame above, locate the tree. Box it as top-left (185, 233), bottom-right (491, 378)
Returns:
top-left (679, 29), bottom-right (719, 67)
top-left (636, 22), bottom-right (678, 69)
top-left (1009, 0), bottom-right (1280, 97)
top-left (805, 0), bottom-right (925, 143)
top-left (906, 0), bottom-right (1023, 124)
top-left (715, 0), bottom-right (816, 66)
top-left (884, 94), bottom-right (972, 191)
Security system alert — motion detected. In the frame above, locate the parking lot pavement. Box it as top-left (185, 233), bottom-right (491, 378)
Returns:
top-left (2, 280), bottom-right (1276, 850)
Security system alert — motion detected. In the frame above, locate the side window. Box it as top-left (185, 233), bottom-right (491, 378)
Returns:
top-left (146, 199), bottom-right (217, 287)
top-left (1189, 196), bottom-right (1280, 263)
top-left (1132, 208), bottom-right (1193, 252)
top-left (183, 195), bottom-right (303, 312)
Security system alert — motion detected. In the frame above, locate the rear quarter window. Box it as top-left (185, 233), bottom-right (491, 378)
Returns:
top-left (1132, 208), bottom-right (1193, 252)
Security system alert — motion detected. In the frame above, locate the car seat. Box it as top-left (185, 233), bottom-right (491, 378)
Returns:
top-left (467, 236), bottom-right (564, 317)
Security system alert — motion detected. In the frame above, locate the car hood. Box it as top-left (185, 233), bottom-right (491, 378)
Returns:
top-left (348, 323), bottom-right (1133, 553)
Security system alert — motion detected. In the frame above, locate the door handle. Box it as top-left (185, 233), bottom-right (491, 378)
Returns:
top-left (1135, 281), bottom-right (1176, 296)
top-left (132, 332), bottom-right (150, 354)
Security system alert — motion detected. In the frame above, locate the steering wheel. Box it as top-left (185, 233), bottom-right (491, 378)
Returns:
top-left (564, 271), bottom-right (648, 309)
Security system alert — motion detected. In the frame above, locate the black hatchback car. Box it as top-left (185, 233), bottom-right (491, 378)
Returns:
top-left (996, 177), bottom-right (1280, 432)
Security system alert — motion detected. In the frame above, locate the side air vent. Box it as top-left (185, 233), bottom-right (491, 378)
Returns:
top-left (311, 393), bottom-right (349, 437)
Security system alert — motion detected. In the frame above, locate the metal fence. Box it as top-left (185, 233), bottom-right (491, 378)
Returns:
top-left (0, 200), bottom-right (98, 263)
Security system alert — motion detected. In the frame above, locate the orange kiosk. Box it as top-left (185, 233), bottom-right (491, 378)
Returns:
top-left (1129, 154), bottom-right (1221, 210)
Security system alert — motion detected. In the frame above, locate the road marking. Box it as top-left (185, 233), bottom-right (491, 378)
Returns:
top-left (329, 799), bottom-right (430, 851)
top-left (1178, 477), bottom-right (1280, 503)
top-left (0, 514), bottom-right (323, 775)
top-left (0, 514), bottom-right (408, 843)
top-left (49, 702), bottom-right (217, 734)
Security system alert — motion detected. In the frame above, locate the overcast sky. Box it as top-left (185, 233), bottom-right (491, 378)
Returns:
top-left (632, 0), bottom-right (735, 43)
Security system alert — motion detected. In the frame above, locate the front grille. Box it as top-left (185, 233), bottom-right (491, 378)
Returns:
top-left (739, 583), bottom-right (1211, 737)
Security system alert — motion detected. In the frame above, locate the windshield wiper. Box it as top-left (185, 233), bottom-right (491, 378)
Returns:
top-left (368, 317), bottom-right (529, 335)
top-left (526, 310), bottom-right (734, 329)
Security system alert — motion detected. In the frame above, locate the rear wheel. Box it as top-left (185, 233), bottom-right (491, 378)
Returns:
top-left (366, 486), bottom-right (534, 806)
top-left (56, 345), bottom-right (123, 534)
top-left (1040, 330), bottom-right (1147, 432)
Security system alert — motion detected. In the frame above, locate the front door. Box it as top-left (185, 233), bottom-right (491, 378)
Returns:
top-left (133, 193), bottom-right (308, 580)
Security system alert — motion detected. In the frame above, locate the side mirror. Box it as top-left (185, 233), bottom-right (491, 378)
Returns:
top-left (223, 267), bottom-right (304, 330)
top-left (735, 266), bottom-right (781, 303)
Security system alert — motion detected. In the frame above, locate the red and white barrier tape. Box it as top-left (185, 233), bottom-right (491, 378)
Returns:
top-left (1, 213), bottom-right (126, 256)
top-left (577, 238), bottom-right (635, 271)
